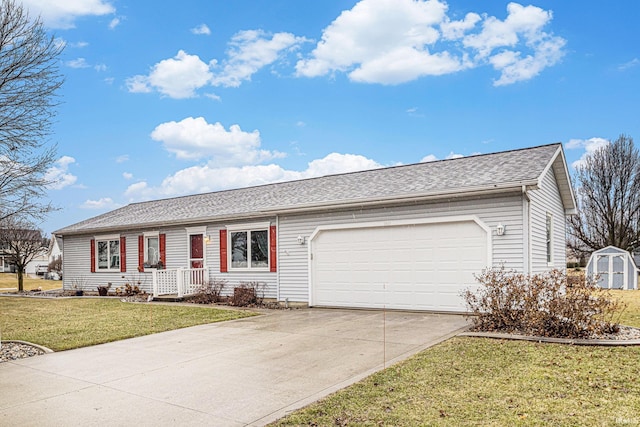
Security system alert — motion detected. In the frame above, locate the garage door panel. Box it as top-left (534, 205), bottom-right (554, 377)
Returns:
top-left (311, 220), bottom-right (488, 312)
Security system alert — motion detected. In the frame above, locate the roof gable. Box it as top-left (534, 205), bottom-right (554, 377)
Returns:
top-left (56, 143), bottom-right (573, 235)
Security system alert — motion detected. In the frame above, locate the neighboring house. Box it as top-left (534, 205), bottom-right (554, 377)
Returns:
top-left (0, 241), bottom-right (12, 273)
top-left (585, 246), bottom-right (639, 290)
top-left (48, 235), bottom-right (63, 264)
top-left (24, 251), bottom-right (48, 276)
top-left (0, 230), bottom-right (48, 275)
top-left (54, 143), bottom-right (576, 312)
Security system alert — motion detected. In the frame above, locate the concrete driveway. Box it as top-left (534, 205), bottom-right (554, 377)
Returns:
top-left (0, 308), bottom-right (467, 426)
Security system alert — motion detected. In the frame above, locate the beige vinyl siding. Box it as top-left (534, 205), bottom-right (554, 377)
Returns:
top-left (278, 193), bottom-right (525, 303)
top-left (528, 167), bottom-right (567, 273)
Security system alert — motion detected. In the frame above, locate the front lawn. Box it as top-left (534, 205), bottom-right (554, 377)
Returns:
top-left (0, 273), bottom-right (61, 292)
top-left (0, 297), bottom-right (255, 351)
top-left (273, 291), bottom-right (640, 426)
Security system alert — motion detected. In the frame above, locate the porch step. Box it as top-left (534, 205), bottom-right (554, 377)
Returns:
top-left (153, 294), bottom-right (185, 302)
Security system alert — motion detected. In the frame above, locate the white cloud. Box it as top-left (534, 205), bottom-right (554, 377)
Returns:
top-left (441, 12), bottom-right (481, 40)
top-left (211, 30), bottom-right (308, 87)
top-left (66, 58), bottom-right (90, 68)
top-left (94, 63), bottom-right (107, 72)
top-left (21, 0), bottom-right (115, 29)
top-left (45, 156), bottom-right (77, 190)
top-left (619, 58), bottom-right (640, 71)
top-left (421, 154), bottom-right (438, 162)
top-left (123, 172), bottom-right (133, 180)
top-left (116, 154), bottom-right (129, 163)
top-left (81, 197), bottom-right (120, 209)
top-left (150, 116), bottom-right (285, 166)
top-left (421, 151), bottom-right (463, 162)
top-left (296, 0), bottom-right (564, 86)
top-left (126, 50), bottom-right (214, 99)
top-left (204, 93), bottom-right (222, 101)
top-left (566, 137), bottom-right (610, 169)
top-left (191, 24), bottom-right (211, 35)
top-left (463, 3), bottom-right (566, 86)
top-left (127, 31), bottom-right (307, 98)
top-left (124, 152), bottom-right (383, 201)
top-left (109, 17), bottom-right (120, 29)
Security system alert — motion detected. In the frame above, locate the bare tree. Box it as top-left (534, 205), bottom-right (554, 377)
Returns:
top-left (0, 0), bottom-right (64, 222)
top-left (0, 216), bottom-right (48, 291)
top-left (568, 135), bottom-right (640, 256)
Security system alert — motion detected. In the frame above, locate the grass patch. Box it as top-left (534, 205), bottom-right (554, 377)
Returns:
top-left (272, 290), bottom-right (640, 427)
top-left (611, 290), bottom-right (640, 328)
top-left (0, 273), bottom-right (61, 292)
top-left (273, 338), bottom-right (640, 426)
top-left (0, 297), bottom-right (255, 351)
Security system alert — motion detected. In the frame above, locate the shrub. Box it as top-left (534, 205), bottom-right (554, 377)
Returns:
top-left (463, 268), bottom-right (626, 339)
top-left (190, 279), bottom-right (227, 304)
top-left (115, 283), bottom-right (144, 297)
top-left (230, 281), bottom-right (266, 306)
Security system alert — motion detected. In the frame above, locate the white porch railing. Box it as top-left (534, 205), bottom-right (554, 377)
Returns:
top-left (152, 268), bottom-right (208, 297)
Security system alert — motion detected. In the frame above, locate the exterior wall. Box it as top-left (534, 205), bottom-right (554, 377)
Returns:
top-left (277, 193), bottom-right (525, 302)
top-left (207, 220), bottom-right (278, 299)
top-left (62, 194), bottom-right (529, 302)
top-left (62, 221), bottom-right (278, 298)
top-left (528, 167), bottom-right (567, 274)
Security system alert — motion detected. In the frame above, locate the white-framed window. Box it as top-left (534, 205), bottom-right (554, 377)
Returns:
top-left (227, 222), bottom-right (270, 271)
top-left (96, 234), bottom-right (120, 271)
top-left (144, 232), bottom-right (160, 268)
top-left (546, 212), bottom-right (553, 265)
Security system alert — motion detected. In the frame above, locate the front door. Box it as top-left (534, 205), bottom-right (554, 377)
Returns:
top-left (190, 234), bottom-right (204, 268)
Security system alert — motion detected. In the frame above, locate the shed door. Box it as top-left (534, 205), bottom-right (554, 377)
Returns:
top-left (596, 254), bottom-right (627, 289)
top-left (310, 220), bottom-right (489, 312)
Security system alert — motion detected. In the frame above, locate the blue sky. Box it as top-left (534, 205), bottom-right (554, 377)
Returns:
top-left (22, 0), bottom-right (640, 235)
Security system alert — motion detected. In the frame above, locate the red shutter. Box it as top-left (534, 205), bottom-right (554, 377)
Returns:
top-left (219, 229), bottom-right (227, 273)
top-left (269, 225), bottom-right (277, 272)
top-left (159, 233), bottom-right (166, 267)
top-left (120, 236), bottom-right (126, 272)
top-left (138, 235), bottom-right (145, 272)
top-left (90, 239), bottom-right (96, 273)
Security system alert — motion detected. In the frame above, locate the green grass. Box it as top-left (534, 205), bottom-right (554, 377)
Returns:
top-left (272, 290), bottom-right (640, 427)
top-left (0, 273), bottom-right (61, 292)
top-left (0, 298), bottom-right (255, 351)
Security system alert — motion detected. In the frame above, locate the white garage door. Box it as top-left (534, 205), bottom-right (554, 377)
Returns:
top-left (310, 219), bottom-right (489, 312)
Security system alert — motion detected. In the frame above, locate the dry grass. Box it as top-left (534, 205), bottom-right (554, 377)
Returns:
top-left (272, 289), bottom-right (640, 427)
top-left (273, 338), bottom-right (640, 426)
top-left (0, 297), bottom-right (255, 351)
top-left (612, 289), bottom-right (640, 327)
top-left (0, 273), bottom-right (61, 292)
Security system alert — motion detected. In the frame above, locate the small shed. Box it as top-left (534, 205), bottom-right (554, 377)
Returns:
top-left (586, 246), bottom-right (638, 290)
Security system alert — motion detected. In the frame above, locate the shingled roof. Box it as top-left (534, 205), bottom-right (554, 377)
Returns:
top-left (55, 143), bottom-right (575, 235)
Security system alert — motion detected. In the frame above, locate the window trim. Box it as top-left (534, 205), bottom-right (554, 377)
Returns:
top-left (226, 222), bottom-right (271, 271)
top-left (143, 232), bottom-right (160, 269)
top-left (94, 234), bottom-right (121, 272)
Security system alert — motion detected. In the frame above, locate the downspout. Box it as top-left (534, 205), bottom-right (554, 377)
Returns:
top-left (276, 215), bottom-right (280, 302)
top-left (522, 185), bottom-right (531, 274)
